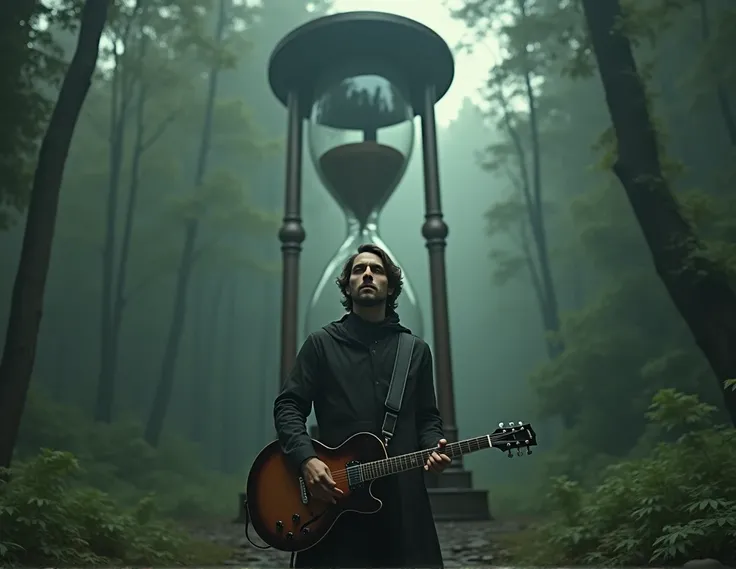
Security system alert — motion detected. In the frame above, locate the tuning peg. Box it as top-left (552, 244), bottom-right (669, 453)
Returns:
top-left (517, 449), bottom-right (523, 456)
top-left (526, 446), bottom-right (533, 455)
top-left (518, 420), bottom-right (523, 425)
top-left (498, 422), bottom-right (504, 428)
top-left (509, 421), bottom-right (515, 427)
top-left (507, 450), bottom-right (513, 458)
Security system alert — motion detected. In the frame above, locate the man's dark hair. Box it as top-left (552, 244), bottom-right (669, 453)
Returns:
top-left (335, 243), bottom-right (404, 313)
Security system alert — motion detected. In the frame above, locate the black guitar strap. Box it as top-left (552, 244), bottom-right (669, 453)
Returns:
top-left (381, 332), bottom-right (415, 447)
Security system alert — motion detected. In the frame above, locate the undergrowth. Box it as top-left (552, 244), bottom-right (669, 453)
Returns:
top-left (512, 388), bottom-right (736, 566)
top-left (15, 388), bottom-right (242, 520)
top-left (0, 449), bottom-right (231, 567)
top-left (0, 388), bottom-right (242, 566)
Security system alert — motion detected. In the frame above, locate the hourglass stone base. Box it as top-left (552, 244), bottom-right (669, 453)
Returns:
top-left (425, 470), bottom-right (492, 521)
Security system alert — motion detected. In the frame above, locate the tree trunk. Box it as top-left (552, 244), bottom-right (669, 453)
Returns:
top-left (187, 275), bottom-right (206, 441)
top-left (495, 23), bottom-right (563, 361)
top-left (95, 44), bottom-right (131, 423)
top-left (188, 275), bottom-right (226, 444)
top-left (144, 0), bottom-right (227, 447)
top-left (107, 79), bottom-right (148, 415)
top-left (581, 0), bottom-right (736, 425)
top-left (0, 0), bottom-right (111, 469)
top-left (698, 0), bottom-right (736, 146)
top-left (519, 0), bottom-right (563, 359)
top-left (220, 277), bottom-right (239, 473)
top-left (96, 31), bottom-right (174, 422)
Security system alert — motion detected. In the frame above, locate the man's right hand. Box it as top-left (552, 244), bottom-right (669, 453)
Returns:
top-left (301, 457), bottom-right (343, 504)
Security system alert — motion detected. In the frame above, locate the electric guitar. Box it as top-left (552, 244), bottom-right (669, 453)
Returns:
top-left (244, 421), bottom-right (537, 552)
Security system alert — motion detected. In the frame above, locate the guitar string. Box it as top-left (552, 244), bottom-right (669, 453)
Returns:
top-left (310, 430), bottom-right (533, 486)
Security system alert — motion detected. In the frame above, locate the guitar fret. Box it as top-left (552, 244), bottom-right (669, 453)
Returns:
top-left (358, 435), bottom-right (495, 483)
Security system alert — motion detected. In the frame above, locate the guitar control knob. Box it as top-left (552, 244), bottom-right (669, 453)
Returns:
top-left (292, 513), bottom-right (300, 522)
top-left (276, 520), bottom-right (283, 531)
top-left (286, 532), bottom-right (294, 540)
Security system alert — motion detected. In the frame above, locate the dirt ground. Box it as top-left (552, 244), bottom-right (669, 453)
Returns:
top-left (190, 518), bottom-right (527, 567)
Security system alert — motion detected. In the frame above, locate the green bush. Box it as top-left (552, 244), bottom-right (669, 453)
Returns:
top-left (520, 388), bottom-right (736, 566)
top-left (15, 388), bottom-right (241, 520)
top-left (0, 449), bottom-right (193, 566)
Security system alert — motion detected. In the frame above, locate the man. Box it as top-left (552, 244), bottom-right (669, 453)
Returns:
top-left (274, 243), bottom-right (451, 568)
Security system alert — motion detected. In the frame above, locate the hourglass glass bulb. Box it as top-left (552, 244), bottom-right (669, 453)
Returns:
top-left (308, 64), bottom-right (414, 229)
top-left (304, 63), bottom-right (422, 340)
top-left (303, 219), bottom-right (424, 341)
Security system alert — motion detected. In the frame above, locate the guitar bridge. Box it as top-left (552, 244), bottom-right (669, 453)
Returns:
top-left (298, 476), bottom-right (309, 504)
top-left (346, 460), bottom-right (364, 490)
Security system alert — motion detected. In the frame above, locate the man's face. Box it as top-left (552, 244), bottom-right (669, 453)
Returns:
top-left (349, 252), bottom-right (393, 308)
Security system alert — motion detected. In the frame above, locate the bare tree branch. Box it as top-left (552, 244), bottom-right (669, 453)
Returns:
top-left (142, 109), bottom-right (181, 150)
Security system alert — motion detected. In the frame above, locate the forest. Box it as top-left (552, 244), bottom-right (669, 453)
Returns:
top-left (1, 0), bottom-right (735, 566)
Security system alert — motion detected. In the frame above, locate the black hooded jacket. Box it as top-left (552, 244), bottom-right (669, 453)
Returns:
top-left (274, 311), bottom-right (445, 568)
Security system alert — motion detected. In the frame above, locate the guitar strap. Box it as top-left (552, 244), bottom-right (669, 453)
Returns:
top-left (381, 332), bottom-right (415, 448)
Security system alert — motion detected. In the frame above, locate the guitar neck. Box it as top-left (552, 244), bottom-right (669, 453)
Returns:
top-left (360, 435), bottom-right (492, 482)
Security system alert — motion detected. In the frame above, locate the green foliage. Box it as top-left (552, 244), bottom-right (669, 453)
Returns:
top-left (0, 449), bottom-right (198, 566)
top-left (517, 389), bottom-right (736, 566)
top-left (679, 190), bottom-right (736, 276)
top-left (0, 1), bottom-right (83, 228)
top-left (16, 388), bottom-right (241, 521)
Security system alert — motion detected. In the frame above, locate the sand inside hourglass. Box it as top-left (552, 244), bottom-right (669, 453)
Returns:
top-left (318, 141), bottom-right (406, 225)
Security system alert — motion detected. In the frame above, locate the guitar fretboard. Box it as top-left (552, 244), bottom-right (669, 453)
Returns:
top-left (355, 435), bottom-right (492, 482)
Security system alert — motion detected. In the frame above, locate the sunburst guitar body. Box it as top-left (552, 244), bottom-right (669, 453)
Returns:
top-left (245, 422), bottom-right (537, 553)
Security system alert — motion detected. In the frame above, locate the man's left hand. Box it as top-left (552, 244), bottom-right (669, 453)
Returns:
top-left (425, 439), bottom-right (452, 473)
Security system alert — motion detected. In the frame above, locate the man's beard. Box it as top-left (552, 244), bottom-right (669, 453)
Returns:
top-left (352, 291), bottom-right (386, 307)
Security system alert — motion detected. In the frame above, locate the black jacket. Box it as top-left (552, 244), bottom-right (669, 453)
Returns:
top-left (274, 311), bottom-right (445, 568)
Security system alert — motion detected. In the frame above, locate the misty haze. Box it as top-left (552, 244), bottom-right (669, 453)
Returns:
top-left (0, 0), bottom-right (735, 567)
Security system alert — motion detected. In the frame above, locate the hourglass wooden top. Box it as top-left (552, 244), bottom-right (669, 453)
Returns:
top-left (268, 11), bottom-right (455, 116)
top-left (318, 142), bottom-right (405, 227)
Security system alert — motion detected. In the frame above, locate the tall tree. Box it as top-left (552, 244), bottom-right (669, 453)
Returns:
top-left (187, 274), bottom-right (226, 446)
top-left (219, 275), bottom-right (239, 473)
top-left (144, 0), bottom-right (263, 446)
top-left (580, 0), bottom-right (736, 425)
top-left (94, 1), bottom-right (186, 422)
top-left (0, 0), bottom-right (111, 469)
top-left (95, 0), bottom-right (142, 422)
top-left (453, 0), bottom-right (564, 359)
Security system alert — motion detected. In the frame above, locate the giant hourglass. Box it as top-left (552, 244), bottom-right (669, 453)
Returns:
top-left (304, 66), bottom-right (424, 337)
top-left (268, 11), bottom-right (491, 521)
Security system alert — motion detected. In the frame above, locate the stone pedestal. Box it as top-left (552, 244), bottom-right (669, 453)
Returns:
top-left (425, 467), bottom-right (492, 521)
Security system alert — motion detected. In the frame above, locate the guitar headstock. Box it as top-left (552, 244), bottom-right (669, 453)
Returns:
top-left (490, 422), bottom-right (537, 457)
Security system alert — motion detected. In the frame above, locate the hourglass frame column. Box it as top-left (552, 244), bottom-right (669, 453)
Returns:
top-left (278, 90), bottom-right (306, 384)
top-left (419, 85), bottom-right (460, 463)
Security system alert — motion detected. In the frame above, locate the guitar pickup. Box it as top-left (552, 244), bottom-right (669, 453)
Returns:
top-left (298, 476), bottom-right (309, 504)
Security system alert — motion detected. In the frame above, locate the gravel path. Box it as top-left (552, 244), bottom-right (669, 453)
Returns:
top-left (193, 519), bottom-right (524, 567)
